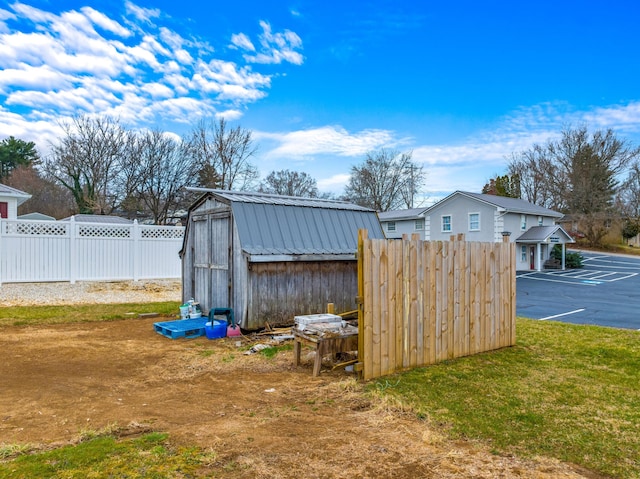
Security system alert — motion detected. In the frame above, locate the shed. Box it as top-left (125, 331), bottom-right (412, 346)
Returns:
top-left (180, 189), bottom-right (385, 330)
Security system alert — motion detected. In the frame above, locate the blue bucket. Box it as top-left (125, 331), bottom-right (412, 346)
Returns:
top-left (205, 319), bottom-right (227, 339)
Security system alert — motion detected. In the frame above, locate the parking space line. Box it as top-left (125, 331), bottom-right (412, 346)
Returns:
top-left (584, 263), bottom-right (640, 270)
top-left (606, 272), bottom-right (638, 282)
top-left (589, 272), bottom-right (617, 279)
top-left (517, 274), bottom-right (596, 285)
top-left (539, 308), bottom-right (585, 321)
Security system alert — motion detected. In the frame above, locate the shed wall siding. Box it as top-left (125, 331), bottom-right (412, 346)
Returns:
top-left (246, 261), bottom-right (358, 329)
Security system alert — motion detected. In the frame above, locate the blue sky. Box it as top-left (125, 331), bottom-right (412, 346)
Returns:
top-left (2, 0), bottom-right (640, 204)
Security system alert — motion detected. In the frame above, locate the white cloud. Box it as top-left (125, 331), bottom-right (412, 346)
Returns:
top-left (0, 106), bottom-right (63, 154)
top-left (0, 65), bottom-right (71, 94)
top-left (583, 101), bottom-right (640, 133)
top-left (0, 8), bottom-right (15, 33)
top-left (216, 109), bottom-right (244, 121)
top-left (141, 82), bottom-right (175, 99)
top-left (240, 21), bottom-right (304, 65)
top-left (230, 32), bottom-right (255, 52)
top-left (258, 126), bottom-right (405, 159)
top-left (124, 1), bottom-right (160, 24)
top-left (80, 6), bottom-right (131, 37)
top-left (0, 2), bottom-right (301, 136)
top-left (317, 173), bottom-right (350, 191)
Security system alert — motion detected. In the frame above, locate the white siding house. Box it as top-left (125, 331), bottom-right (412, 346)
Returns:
top-left (378, 191), bottom-right (574, 271)
top-left (0, 184), bottom-right (30, 219)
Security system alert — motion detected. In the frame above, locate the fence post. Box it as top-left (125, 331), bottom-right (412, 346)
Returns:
top-left (69, 216), bottom-right (76, 284)
top-left (356, 228), bottom-right (367, 379)
top-left (132, 220), bottom-right (139, 282)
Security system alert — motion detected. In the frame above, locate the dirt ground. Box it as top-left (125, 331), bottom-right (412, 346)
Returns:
top-left (0, 295), bottom-right (596, 478)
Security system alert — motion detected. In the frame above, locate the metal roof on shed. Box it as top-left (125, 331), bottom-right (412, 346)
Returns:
top-left (189, 189), bottom-right (385, 257)
top-left (231, 201), bottom-right (383, 256)
top-left (188, 187), bottom-right (373, 211)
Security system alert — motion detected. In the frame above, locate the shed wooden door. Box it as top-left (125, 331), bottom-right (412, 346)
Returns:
top-left (192, 210), bottom-right (232, 312)
top-left (208, 211), bottom-right (231, 310)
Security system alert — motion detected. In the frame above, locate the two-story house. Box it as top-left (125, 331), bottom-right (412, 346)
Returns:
top-left (378, 191), bottom-right (574, 271)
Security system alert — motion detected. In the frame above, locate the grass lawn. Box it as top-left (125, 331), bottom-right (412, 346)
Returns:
top-left (0, 302), bottom-right (180, 327)
top-left (1, 430), bottom-right (215, 478)
top-left (372, 317), bottom-right (640, 479)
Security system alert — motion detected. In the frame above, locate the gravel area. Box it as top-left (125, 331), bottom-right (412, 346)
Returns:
top-left (0, 279), bottom-right (182, 306)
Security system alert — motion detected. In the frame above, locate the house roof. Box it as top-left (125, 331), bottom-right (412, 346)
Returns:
top-left (377, 207), bottom-right (427, 221)
top-left (189, 189), bottom-right (385, 257)
top-left (0, 183), bottom-right (31, 206)
top-left (18, 212), bottom-right (55, 221)
top-left (429, 191), bottom-right (564, 218)
top-left (60, 214), bottom-right (133, 224)
top-left (516, 225), bottom-right (575, 243)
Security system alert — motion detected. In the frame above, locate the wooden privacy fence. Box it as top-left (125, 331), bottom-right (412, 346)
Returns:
top-left (357, 230), bottom-right (516, 380)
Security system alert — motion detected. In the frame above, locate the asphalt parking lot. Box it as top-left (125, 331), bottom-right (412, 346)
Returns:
top-left (516, 251), bottom-right (640, 330)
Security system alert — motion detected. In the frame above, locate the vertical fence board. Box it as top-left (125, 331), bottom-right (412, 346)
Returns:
top-left (359, 233), bottom-right (516, 380)
top-left (378, 240), bottom-right (390, 376)
top-left (434, 241), bottom-right (443, 362)
top-left (408, 236), bottom-right (419, 367)
top-left (427, 241), bottom-right (437, 364)
top-left (393, 240), bottom-right (404, 370)
top-left (385, 239), bottom-right (396, 374)
top-left (371, 239), bottom-right (382, 378)
top-left (415, 235), bottom-right (425, 367)
top-left (363, 236), bottom-right (374, 380)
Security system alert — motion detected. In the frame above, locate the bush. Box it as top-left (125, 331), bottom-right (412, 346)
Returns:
top-left (551, 245), bottom-right (583, 268)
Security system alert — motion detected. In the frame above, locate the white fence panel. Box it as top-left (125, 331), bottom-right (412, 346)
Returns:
top-left (0, 220), bottom-right (70, 282)
top-left (138, 225), bottom-right (184, 280)
top-left (0, 218), bottom-right (184, 285)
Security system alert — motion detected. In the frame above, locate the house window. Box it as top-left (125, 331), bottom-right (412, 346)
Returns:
top-left (468, 213), bottom-right (480, 231)
top-left (521, 245), bottom-right (527, 262)
top-left (387, 221), bottom-right (396, 232)
top-left (538, 216), bottom-right (543, 226)
top-left (415, 219), bottom-right (424, 230)
top-left (0, 202), bottom-right (7, 219)
top-left (442, 215), bottom-right (451, 232)
top-left (521, 214), bottom-right (527, 230)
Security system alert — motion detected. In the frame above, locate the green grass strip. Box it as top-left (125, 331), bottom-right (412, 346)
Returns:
top-left (0, 302), bottom-right (181, 327)
top-left (0, 432), bottom-right (216, 479)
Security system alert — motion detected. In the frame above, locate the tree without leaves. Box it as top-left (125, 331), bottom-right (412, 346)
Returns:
top-left (134, 129), bottom-right (195, 224)
top-left (185, 118), bottom-right (259, 191)
top-left (0, 136), bottom-right (40, 180)
top-left (259, 170), bottom-right (319, 197)
top-left (618, 162), bottom-right (640, 218)
top-left (45, 116), bottom-right (137, 215)
top-left (343, 149), bottom-right (424, 212)
top-left (507, 145), bottom-right (558, 209)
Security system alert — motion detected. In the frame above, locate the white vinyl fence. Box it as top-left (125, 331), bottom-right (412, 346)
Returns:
top-left (0, 218), bottom-right (184, 285)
